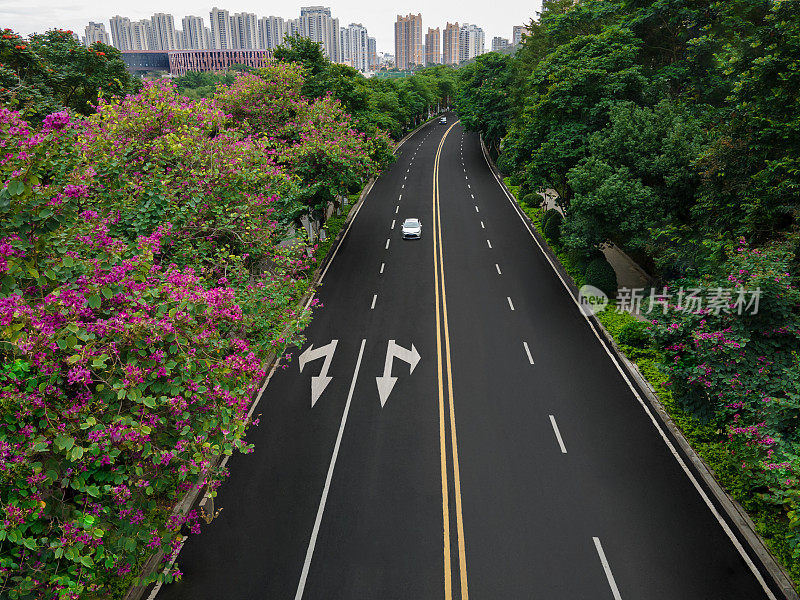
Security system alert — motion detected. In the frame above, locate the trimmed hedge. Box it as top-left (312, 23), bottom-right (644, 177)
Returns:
top-left (585, 255), bottom-right (618, 298)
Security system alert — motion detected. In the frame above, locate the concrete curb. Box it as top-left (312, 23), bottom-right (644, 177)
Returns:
top-left (479, 136), bottom-right (799, 600)
top-left (124, 114), bottom-right (440, 600)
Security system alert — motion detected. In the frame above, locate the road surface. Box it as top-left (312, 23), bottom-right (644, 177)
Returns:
top-left (156, 116), bottom-right (773, 600)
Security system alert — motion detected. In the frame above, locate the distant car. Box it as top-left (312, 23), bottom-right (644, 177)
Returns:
top-left (439, 117), bottom-right (447, 124)
top-left (402, 218), bottom-right (422, 239)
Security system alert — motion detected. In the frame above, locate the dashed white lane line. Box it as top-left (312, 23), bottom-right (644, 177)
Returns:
top-left (495, 263), bottom-right (502, 275)
top-left (399, 194), bottom-right (402, 200)
top-left (475, 205), bottom-right (479, 213)
top-left (467, 184), bottom-right (471, 189)
top-left (402, 184), bottom-right (405, 189)
top-left (506, 296), bottom-right (514, 310)
top-left (385, 238), bottom-right (390, 250)
top-left (471, 194), bottom-right (474, 199)
top-left (370, 294), bottom-right (377, 310)
top-left (294, 339), bottom-right (366, 600)
top-left (549, 415), bottom-right (567, 453)
top-left (593, 538), bottom-right (622, 600)
top-left (486, 239), bottom-right (492, 248)
top-left (480, 221), bottom-right (485, 229)
top-left (523, 341), bottom-right (534, 365)
top-left (391, 219), bottom-right (396, 229)
top-left (380, 262), bottom-right (385, 274)
top-left (395, 205), bottom-right (399, 214)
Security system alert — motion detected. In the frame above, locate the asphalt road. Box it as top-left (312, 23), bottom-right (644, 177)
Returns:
top-left (156, 116), bottom-right (772, 600)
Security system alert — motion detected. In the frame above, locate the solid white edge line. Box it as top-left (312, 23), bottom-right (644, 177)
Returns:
top-left (295, 339), bottom-right (367, 600)
top-left (479, 139), bottom-right (778, 600)
top-left (385, 238), bottom-right (390, 250)
top-left (380, 262), bottom-right (385, 274)
top-left (549, 415), bottom-right (566, 453)
top-left (370, 294), bottom-right (377, 309)
top-left (495, 263), bottom-right (502, 275)
top-left (523, 341), bottom-right (534, 365)
top-left (507, 296), bottom-right (514, 311)
top-left (593, 537), bottom-right (622, 600)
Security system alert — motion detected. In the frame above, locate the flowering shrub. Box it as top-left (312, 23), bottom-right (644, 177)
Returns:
top-left (651, 244), bottom-right (800, 556)
top-left (1, 64), bottom-right (382, 597)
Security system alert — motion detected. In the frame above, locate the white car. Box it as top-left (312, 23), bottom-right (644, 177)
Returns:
top-left (439, 117), bottom-right (447, 124)
top-left (402, 218), bottom-right (422, 239)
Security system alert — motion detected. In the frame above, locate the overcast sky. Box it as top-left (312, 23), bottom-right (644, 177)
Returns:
top-left (1, 1), bottom-right (542, 54)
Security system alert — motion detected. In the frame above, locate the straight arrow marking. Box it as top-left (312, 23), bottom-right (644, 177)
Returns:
top-left (298, 340), bottom-right (338, 407)
top-left (376, 339), bottom-right (421, 407)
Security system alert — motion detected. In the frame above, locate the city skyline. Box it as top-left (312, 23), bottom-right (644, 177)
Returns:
top-left (0, 0), bottom-right (540, 55)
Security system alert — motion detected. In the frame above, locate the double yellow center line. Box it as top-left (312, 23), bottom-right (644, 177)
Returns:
top-left (433, 122), bottom-right (469, 600)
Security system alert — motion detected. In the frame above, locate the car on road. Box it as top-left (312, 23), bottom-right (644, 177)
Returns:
top-left (439, 116), bottom-right (447, 124)
top-left (402, 218), bottom-right (422, 239)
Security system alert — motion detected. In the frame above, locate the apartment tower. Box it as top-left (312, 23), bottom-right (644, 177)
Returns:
top-left (394, 13), bottom-right (423, 70)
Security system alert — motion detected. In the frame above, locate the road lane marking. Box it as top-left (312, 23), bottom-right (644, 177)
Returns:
top-left (480, 221), bottom-right (485, 229)
top-left (486, 239), bottom-right (492, 248)
top-left (391, 219), bottom-right (396, 229)
top-left (507, 296), bottom-right (514, 310)
top-left (475, 206), bottom-right (479, 213)
top-left (467, 184), bottom-right (471, 189)
top-left (295, 340), bottom-right (367, 600)
top-left (399, 194), bottom-right (402, 200)
top-left (479, 129), bottom-right (779, 600)
top-left (593, 538), bottom-right (622, 600)
top-left (385, 238), bottom-right (390, 250)
top-left (548, 415), bottom-right (567, 453)
top-left (523, 341), bottom-right (534, 365)
top-left (380, 262), bottom-right (385, 274)
top-left (434, 121), bottom-right (469, 599)
top-left (370, 294), bottom-right (377, 309)
top-left (495, 263), bottom-right (502, 275)
top-left (396, 205), bottom-right (399, 213)
top-left (402, 184), bottom-right (405, 189)
top-left (471, 194), bottom-right (474, 199)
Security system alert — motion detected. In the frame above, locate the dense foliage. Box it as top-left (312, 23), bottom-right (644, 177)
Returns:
top-left (457, 0), bottom-right (800, 574)
top-left (0, 58), bottom-right (388, 598)
top-left (0, 28), bottom-right (137, 123)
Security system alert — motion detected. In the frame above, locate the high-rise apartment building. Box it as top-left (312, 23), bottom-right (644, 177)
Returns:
top-left (210, 7), bottom-right (234, 49)
top-left (129, 20), bottom-right (152, 50)
top-left (459, 23), bottom-right (484, 63)
top-left (367, 36), bottom-right (377, 71)
top-left (492, 36), bottom-right (509, 52)
top-left (512, 25), bottom-right (529, 46)
top-left (394, 13), bottom-right (423, 70)
top-left (340, 23), bottom-right (369, 72)
top-left (182, 16), bottom-right (207, 50)
top-left (84, 22), bottom-right (111, 46)
top-left (258, 16), bottom-right (287, 49)
top-left (231, 12), bottom-right (258, 49)
top-left (109, 16), bottom-right (133, 51)
top-left (425, 27), bottom-right (440, 65)
top-left (150, 13), bottom-right (179, 51)
top-left (299, 6), bottom-right (340, 62)
top-left (287, 18), bottom-right (300, 39)
top-left (442, 22), bottom-right (460, 65)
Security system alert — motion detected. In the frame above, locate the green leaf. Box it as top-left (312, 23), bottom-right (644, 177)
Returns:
top-left (54, 435), bottom-right (75, 451)
top-left (70, 446), bottom-right (84, 461)
top-left (7, 180), bottom-right (25, 196)
top-left (87, 294), bottom-right (101, 309)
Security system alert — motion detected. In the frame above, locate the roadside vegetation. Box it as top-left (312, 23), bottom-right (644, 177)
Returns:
top-left (459, 0), bottom-right (800, 581)
top-left (0, 31), bottom-right (431, 598)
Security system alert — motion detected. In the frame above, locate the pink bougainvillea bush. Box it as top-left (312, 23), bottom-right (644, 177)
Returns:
top-left (0, 67), bottom-right (384, 598)
top-left (651, 244), bottom-right (800, 556)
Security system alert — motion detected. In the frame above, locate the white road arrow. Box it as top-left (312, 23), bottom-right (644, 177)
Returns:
top-left (376, 340), bottom-right (421, 407)
top-left (299, 340), bottom-right (338, 407)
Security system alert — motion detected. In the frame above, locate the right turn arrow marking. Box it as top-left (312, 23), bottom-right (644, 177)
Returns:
top-left (376, 340), bottom-right (421, 407)
top-left (299, 340), bottom-right (338, 407)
